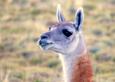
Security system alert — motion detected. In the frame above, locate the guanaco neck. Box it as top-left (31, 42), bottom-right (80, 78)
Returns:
top-left (59, 34), bottom-right (93, 82)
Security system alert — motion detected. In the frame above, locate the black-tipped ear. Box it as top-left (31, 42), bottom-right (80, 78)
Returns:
top-left (56, 4), bottom-right (65, 22)
top-left (74, 8), bottom-right (84, 31)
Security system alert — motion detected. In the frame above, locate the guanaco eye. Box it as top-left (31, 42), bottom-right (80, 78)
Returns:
top-left (62, 29), bottom-right (72, 37)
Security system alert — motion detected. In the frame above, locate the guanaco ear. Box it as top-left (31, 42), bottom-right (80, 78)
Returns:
top-left (74, 8), bottom-right (84, 31)
top-left (56, 4), bottom-right (65, 22)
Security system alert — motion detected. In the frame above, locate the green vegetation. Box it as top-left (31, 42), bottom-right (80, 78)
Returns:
top-left (0, 0), bottom-right (115, 82)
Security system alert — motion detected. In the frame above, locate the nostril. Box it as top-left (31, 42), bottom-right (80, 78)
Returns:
top-left (41, 35), bottom-right (48, 39)
top-left (39, 40), bottom-right (43, 45)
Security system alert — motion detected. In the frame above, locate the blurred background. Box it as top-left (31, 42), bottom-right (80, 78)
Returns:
top-left (0, 0), bottom-right (115, 82)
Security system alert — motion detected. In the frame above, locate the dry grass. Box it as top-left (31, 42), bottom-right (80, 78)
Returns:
top-left (0, 0), bottom-right (115, 82)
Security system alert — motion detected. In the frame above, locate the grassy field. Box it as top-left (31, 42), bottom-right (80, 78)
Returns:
top-left (0, 0), bottom-right (115, 82)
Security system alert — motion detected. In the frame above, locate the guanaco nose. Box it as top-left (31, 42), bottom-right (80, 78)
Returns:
top-left (39, 35), bottom-right (49, 47)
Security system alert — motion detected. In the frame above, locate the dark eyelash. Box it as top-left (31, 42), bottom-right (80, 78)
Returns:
top-left (62, 29), bottom-right (72, 37)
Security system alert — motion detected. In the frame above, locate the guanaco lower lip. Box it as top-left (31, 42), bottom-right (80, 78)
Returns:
top-left (38, 39), bottom-right (53, 50)
top-left (40, 42), bottom-right (53, 47)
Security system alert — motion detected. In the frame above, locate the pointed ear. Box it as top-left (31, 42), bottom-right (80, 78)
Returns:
top-left (56, 4), bottom-right (65, 22)
top-left (74, 8), bottom-right (84, 31)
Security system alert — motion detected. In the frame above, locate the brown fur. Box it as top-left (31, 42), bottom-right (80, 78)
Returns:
top-left (71, 54), bottom-right (93, 82)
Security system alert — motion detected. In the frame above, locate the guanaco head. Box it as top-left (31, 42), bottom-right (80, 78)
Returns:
top-left (38, 6), bottom-right (84, 54)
